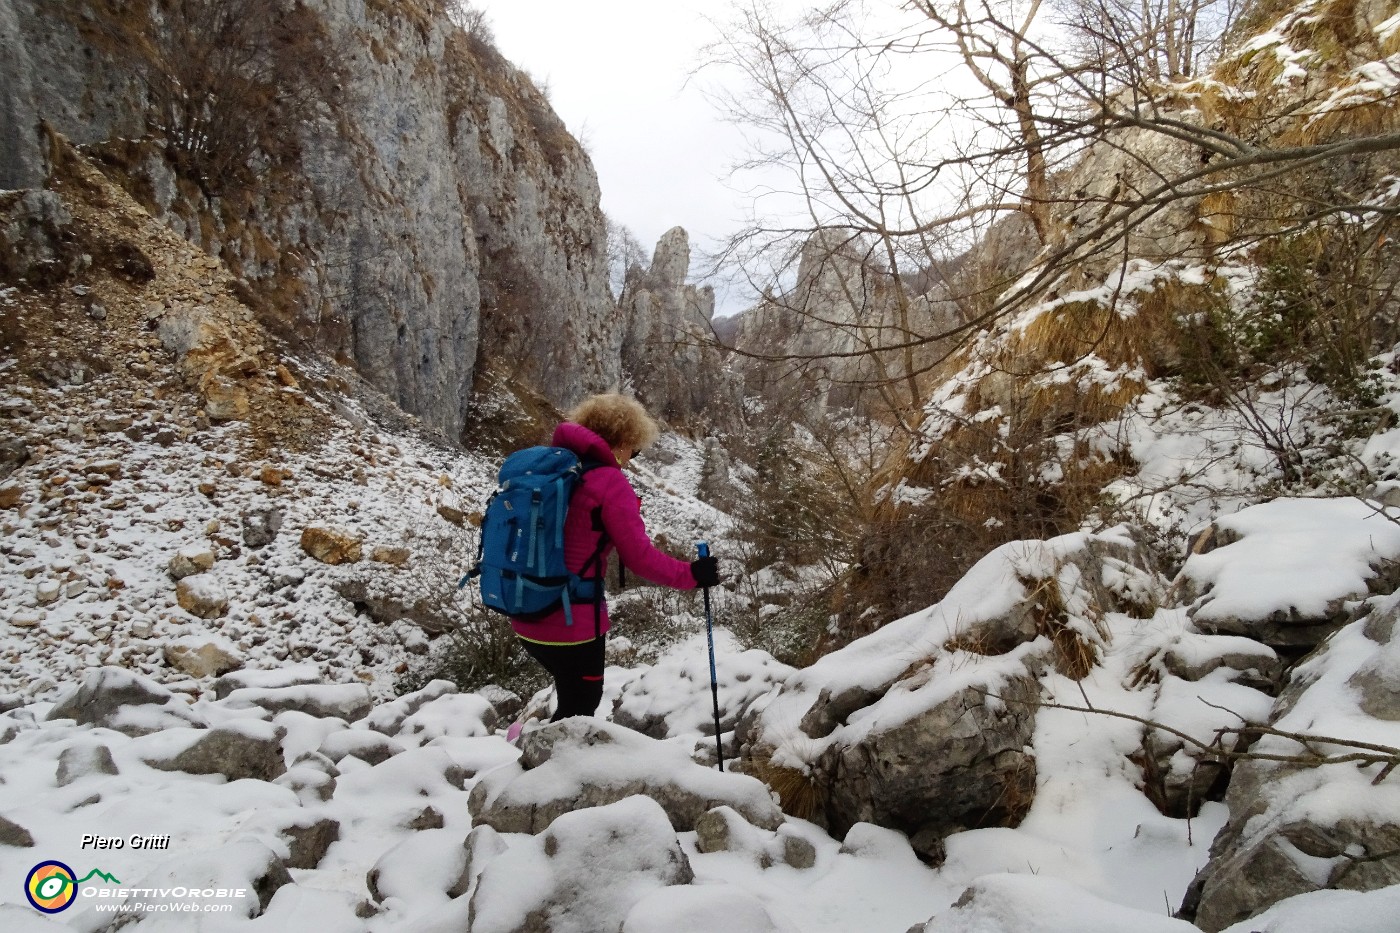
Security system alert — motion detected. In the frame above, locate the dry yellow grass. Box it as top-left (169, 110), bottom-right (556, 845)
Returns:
top-left (751, 758), bottom-right (827, 822)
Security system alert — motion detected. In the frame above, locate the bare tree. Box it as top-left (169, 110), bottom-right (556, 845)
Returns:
top-left (704, 0), bottom-right (1400, 636)
top-left (706, 0), bottom-right (1400, 371)
top-left (606, 215), bottom-right (648, 298)
top-left (1053, 0), bottom-right (1243, 83)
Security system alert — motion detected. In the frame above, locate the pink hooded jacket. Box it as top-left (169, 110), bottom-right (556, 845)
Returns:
top-left (509, 422), bottom-right (697, 644)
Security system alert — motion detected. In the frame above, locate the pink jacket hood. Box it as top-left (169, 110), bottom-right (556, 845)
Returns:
top-left (552, 422), bottom-right (619, 467)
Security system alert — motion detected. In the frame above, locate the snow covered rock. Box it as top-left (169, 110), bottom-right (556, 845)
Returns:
top-left (45, 667), bottom-right (204, 735)
top-left (476, 684), bottom-right (523, 722)
top-left (274, 753), bottom-right (338, 805)
top-left (817, 669), bottom-right (1040, 862)
top-left (694, 805), bottom-right (817, 869)
top-left (212, 663), bottom-right (324, 700)
top-left (467, 796), bottom-right (694, 933)
top-left (82, 837), bottom-right (291, 927)
top-left (1183, 595), bottom-right (1400, 931)
top-left (1177, 498), bottom-right (1400, 651)
top-left (279, 814), bottom-right (341, 870)
top-left (141, 722), bottom-right (286, 782)
top-left (394, 691), bottom-right (499, 743)
top-left (743, 529), bottom-right (1160, 859)
top-left (451, 824), bottom-right (509, 899)
top-left (220, 683), bottom-right (375, 722)
top-left (1213, 886), bottom-right (1400, 933)
top-left (55, 740), bottom-right (118, 786)
top-left (332, 573), bottom-right (460, 632)
top-left (357, 678), bottom-right (459, 735)
top-left (471, 718), bottom-right (783, 835)
top-left (1160, 634), bottom-right (1283, 692)
top-left (611, 634), bottom-right (795, 743)
top-left (317, 728), bottom-right (406, 766)
top-left (622, 884), bottom-right (784, 933)
top-left (241, 505), bottom-right (285, 548)
top-left (166, 545), bottom-right (215, 580)
top-left (365, 828), bottom-right (469, 906)
top-left (914, 874), bottom-right (1196, 933)
top-left (175, 571), bottom-right (229, 619)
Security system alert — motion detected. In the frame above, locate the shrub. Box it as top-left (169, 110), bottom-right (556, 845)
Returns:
top-left (395, 606), bottom-right (549, 699)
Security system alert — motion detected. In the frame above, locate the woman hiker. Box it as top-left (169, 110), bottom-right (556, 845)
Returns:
top-left (508, 393), bottom-right (720, 735)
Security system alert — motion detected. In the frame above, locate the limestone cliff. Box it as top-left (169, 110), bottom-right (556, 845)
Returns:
top-left (0, 0), bottom-right (620, 440)
top-left (731, 229), bottom-right (967, 417)
top-left (617, 227), bottom-right (738, 428)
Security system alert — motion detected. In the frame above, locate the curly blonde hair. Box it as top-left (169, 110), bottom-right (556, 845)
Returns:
top-left (567, 393), bottom-right (659, 453)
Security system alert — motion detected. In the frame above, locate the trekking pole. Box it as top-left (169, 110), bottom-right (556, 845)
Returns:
top-left (697, 541), bottom-right (724, 772)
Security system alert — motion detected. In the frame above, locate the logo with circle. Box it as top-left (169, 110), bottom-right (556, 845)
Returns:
top-left (26, 860), bottom-right (78, 913)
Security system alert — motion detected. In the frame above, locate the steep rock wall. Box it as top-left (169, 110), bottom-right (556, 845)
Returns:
top-left (618, 226), bottom-right (738, 427)
top-left (0, 0), bottom-right (620, 439)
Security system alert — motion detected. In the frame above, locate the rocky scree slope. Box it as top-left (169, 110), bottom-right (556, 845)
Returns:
top-left (0, 135), bottom-right (503, 702)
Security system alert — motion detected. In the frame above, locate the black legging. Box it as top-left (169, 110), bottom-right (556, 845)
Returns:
top-left (520, 636), bottom-right (607, 721)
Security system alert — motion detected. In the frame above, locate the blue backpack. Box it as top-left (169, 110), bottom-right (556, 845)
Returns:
top-left (462, 446), bottom-right (610, 628)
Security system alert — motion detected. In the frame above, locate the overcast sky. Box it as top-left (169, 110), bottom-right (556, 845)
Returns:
top-left (471, 0), bottom-right (758, 315)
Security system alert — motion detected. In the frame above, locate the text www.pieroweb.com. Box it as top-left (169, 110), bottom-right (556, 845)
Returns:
top-left (87, 887), bottom-right (244, 913)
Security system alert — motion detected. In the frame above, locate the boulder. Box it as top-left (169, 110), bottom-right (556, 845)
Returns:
top-left (817, 672), bottom-right (1040, 862)
top-left (212, 664), bottom-right (323, 700)
top-left (56, 742), bottom-right (119, 786)
top-left (143, 724), bottom-right (286, 782)
top-left (447, 825), bottom-right (508, 899)
top-left (468, 796), bottom-right (693, 933)
top-left (98, 837), bottom-right (289, 920)
top-left (358, 679), bottom-right (458, 735)
top-left (0, 482), bottom-right (22, 509)
top-left (366, 829), bottom-right (469, 905)
top-left (394, 693), bottom-right (498, 743)
top-left (164, 639), bottom-right (243, 678)
top-left (611, 635), bottom-right (795, 741)
top-left (471, 718), bottom-right (783, 835)
top-left (740, 528), bottom-right (1163, 860)
top-left (167, 546), bottom-right (216, 580)
top-left (221, 683), bottom-right (375, 722)
top-left (1162, 637), bottom-right (1284, 693)
top-left (0, 813), bottom-right (35, 847)
top-left (241, 507), bottom-right (285, 549)
top-left (274, 758), bottom-right (338, 805)
top-left (1177, 498), bottom-right (1400, 652)
top-left (175, 573), bottom-right (229, 619)
top-left (1189, 818), bottom-right (1400, 932)
top-left (370, 545), bottom-right (410, 566)
top-left (694, 805), bottom-right (818, 869)
top-left (301, 525), bottom-right (364, 564)
top-left (280, 816), bottom-right (341, 870)
top-left (332, 576), bottom-right (458, 632)
top-left (316, 729), bottom-right (405, 766)
top-left (475, 685), bottom-right (523, 723)
top-left (46, 667), bottom-right (204, 735)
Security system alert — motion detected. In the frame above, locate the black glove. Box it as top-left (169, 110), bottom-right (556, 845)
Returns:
top-left (690, 555), bottom-right (720, 588)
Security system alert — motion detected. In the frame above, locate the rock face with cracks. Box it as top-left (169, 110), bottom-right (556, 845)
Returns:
top-left (0, 0), bottom-right (623, 437)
